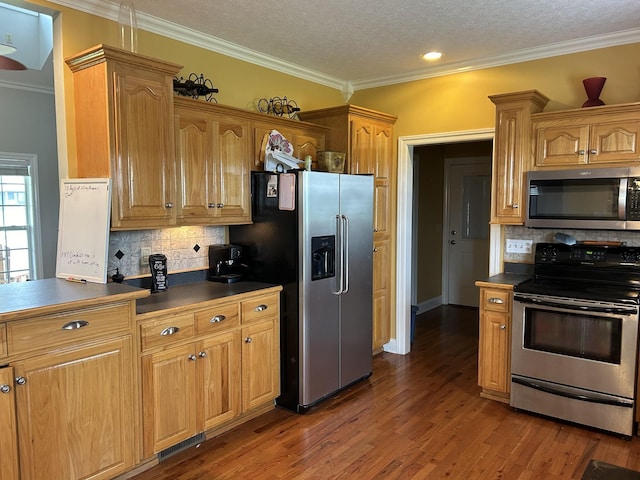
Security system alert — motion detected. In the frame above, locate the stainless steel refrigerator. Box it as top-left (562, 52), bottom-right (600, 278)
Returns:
top-left (229, 170), bottom-right (373, 412)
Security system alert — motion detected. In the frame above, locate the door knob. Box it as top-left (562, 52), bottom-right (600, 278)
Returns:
top-left (0, 384), bottom-right (10, 394)
top-left (451, 230), bottom-right (456, 235)
top-left (450, 240), bottom-right (456, 245)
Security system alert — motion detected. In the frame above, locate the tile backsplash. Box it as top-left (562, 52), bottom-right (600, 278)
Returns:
top-left (503, 225), bottom-right (640, 263)
top-left (108, 226), bottom-right (225, 279)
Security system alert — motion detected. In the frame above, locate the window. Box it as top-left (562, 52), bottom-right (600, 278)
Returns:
top-left (0, 154), bottom-right (42, 282)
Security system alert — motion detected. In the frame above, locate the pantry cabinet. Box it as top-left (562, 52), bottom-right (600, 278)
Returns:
top-left (299, 105), bottom-right (397, 353)
top-left (66, 44), bottom-right (182, 230)
top-left (0, 366), bottom-right (18, 480)
top-left (138, 288), bottom-right (280, 457)
top-left (475, 284), bottom-right (513, 403)
top-left (489, 91), bottom-right (549, 224)
top-left (532, 103), bottom-right (640, 168)
top-left (174, 97), bottom-right (251, 225)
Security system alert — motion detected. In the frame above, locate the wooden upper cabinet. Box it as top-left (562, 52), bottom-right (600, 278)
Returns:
top-left (532, 103), bottom-right (640, 168)
top-left (174, 99), bottom-right (251, 225)
top-left (489, 91), bottom-right (549, 224)
top-left (66, 44), bottom-right (182, 230)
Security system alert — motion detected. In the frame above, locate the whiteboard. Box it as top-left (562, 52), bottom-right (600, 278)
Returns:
top-left (56, 178), bottom-right (111, 284)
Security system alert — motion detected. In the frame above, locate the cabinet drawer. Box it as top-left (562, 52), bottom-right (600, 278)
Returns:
top-left (7, 303), bottom-right (130, 355)
top-left (481, 289), bottom-right (511, 313)
top-left (241, 293), bottom-right (279, 324)
top-left (195, 302), bottom-right (240, 335)
top-left (140, 312), bottom-right (195, 352)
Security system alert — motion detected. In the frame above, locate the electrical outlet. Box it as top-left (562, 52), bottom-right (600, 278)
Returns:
top-left (506, 239), bottom-right (533, 254)
top-left (140, 247), bottom-right (151, 266)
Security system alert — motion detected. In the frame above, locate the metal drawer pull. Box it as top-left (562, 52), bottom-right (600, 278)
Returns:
top-left (210, 315), bottom-right (226, 323)
top-left (160, 326), bottom-right (180, 336)
top-left (0, 384), bottom-right (10, 394)
top-left (188, 354), bottom-right (197, 361)
top-left (254, 304), bottom-right (268, 312)
top-left (62, 320), bottom-right (89, 330)
top-left (245, 337), bottom-right (253, 343)
top-left (500, 324), bottom-right (506, 330)
top-left (488, 298), bottom-right (504, 304)
top-left (15, 377), bottom-right (26, 386)
top-left (198, 351), bottom-right (207, 358)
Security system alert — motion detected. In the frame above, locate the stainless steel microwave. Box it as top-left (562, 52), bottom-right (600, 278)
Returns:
top-left (525, 167), bottom-right (640, 230)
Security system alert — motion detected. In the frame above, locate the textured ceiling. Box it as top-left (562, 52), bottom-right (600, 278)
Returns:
top-left (128, 0), bottom-right (640, 87)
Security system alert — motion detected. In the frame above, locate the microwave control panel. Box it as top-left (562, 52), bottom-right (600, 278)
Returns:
top-left (627, 178), bottom-right (640, 220)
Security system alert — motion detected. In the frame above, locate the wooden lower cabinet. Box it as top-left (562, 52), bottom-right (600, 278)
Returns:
top-left (13, 337), bottom-right (135, 480)
top-left (139, 288), bottom-right (281, 458)
top-left (476, 284), bottom-right (512, 403)
top-left (141, 332), bottom-right (241, 456)
top-left (0, 366), bottom-right (18, 480)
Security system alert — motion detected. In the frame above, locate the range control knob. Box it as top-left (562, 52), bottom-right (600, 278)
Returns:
top-left (537, 246), bottom-right (558, 262)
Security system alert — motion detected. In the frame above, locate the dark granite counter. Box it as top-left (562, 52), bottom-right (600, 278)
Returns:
top-left (0, 278), bottom-right (149, 321)
top-left (135, 280), bottom-right (280, 315)
top-left (475, 273), bottom-right (531, 288)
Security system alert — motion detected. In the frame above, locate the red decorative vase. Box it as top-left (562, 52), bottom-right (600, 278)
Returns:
top-left (582, 77), bottom-right (606, 107)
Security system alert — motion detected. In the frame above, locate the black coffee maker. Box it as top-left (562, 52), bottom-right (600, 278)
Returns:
top-left (208, 244), bottom-right (246, 283)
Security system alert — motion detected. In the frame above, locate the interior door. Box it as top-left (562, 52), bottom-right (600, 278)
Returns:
top-left (446, 159), bottom-right (491, 307)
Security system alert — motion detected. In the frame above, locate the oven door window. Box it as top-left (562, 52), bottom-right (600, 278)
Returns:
top-left (523, 309), bottom-right (622, 364)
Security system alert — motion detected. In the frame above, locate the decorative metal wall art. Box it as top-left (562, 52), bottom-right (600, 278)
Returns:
top-left (173, 73), bottom-right (218, 102)
top-left (257, 96), bottom-right (300, 118)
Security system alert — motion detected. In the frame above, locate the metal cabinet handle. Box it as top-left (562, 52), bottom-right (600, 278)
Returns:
top-left (254, 304), bottom-right (268, 312)
top-left (62, 320), bottom-right (89, 330)
top-left (207, 203), bottom-right (216, 208)
top-left (15, 377), bottom-right (26, 386)
top-left (0, 384), bottom-right (10, 394)
top-left (245, 337), bottom-right (253, 343)
top-left (210, 315), bottom-right (226, 323)
top-left (217, 203), bottom-right (224, 208)
top-left (188, 354), bottom-right (197, 361)
top-left (590, 149), bottom-right (598, 155)
top-left (500, 324), bottom-right (506, 330)
top-left (160, 326), bottom-right (180, 336)
top-left (198, 351), bottom-right (207, 358)
top-left (373, 247), bottom-right (378, 253)
top-left (578, 149), bottom-right (585, 155)
top-left (488, 298), bottom-right (504, 304)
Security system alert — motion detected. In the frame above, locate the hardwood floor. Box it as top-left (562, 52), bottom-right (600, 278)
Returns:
top-left (129, 305), bottom-right (640, 479)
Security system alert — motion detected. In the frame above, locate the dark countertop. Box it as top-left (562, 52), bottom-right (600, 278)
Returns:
top-left (136, 280), bottom-right (281, 315)
top-left (0, 278), bottom-right (150, 321)
top-left (475, 273), bottom-right (532, 288)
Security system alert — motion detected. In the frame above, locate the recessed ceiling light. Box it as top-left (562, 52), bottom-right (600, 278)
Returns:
top-left (422, 51), bottom-right (443, 61)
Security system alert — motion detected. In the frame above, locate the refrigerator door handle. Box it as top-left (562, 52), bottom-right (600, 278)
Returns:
top-left (342, 214), bottom-right (349, 294)
top-left (333, 215), bottom-right (343, 295)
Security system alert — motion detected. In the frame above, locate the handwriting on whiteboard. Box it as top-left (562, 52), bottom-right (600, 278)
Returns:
top-left (64, 183), bottom-right (103, 198)
top-left (59, 250), bottom-right (101, 269)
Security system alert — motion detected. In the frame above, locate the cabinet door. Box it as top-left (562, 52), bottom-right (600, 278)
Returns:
top-left (292, 131), bottom-right (325, 169)
top-left (589, 121), bottom-right (640, 164)
top-left (241, 320), bottom-right (279, 412)
top-left (113, 69), bottom-right (176, 228)
top-left (478, 309), bottom-right (510, 394)
top-left (14, 337), bottom-right (135, 480)
top-left (141, 343), bottom-right (197, 456)
top-left (199, 331), bottom-right (241, 431)
top-left (252, 122), bottom-right (295, 169)
top-left (372, 239), bottom-right (390, 351)
top-left (534, 123), bottom-right (589, 167)
top-left (0, 367), bottom-right (18, 480)
top-left (175, 110), bottom-right (218, 223)
top-left (214, 116), bottom-right (251, 223)
top-left (350, 118), bottom-right (375, 174)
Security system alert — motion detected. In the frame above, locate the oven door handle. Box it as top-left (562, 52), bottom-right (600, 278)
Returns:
top-left (513, 294), bottom-right (637, 315)
top-left (512, 376), bottom-right (634, 408)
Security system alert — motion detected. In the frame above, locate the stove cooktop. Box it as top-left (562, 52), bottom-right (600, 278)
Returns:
top-left (515, 278), bottom-right (640, 305)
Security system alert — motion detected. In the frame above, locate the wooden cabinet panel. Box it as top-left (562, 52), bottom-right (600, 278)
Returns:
top-left (477, 285), bottom-right (512, 403)
top-left (139, 312), bottom-right (195, 352)
top-left (7, 302), bottom-right (130, 355)
top-left (241, 319), bottom-right (279, 412)
top-left (0, 367), bottom-right (18, 480)
top-left (0, 324), bottom-right (6, 359)
top-left (199, 331), bottom-right (241, 430)
top-left (489, 91), bottom-right (549, 224)
top-left (372, 239), bottom-right (390, 350)
top-left (14, 337), bottom-right (135, 480)
top-left (534, 124), bottom-right (588, 167)
top-left (141, 343), bottom-right (197, 456)
top-left (590, 121), bottom-right (640, 164)
top-left (66, 45), bottom-right (181, 230)
top-left (252, 119), bottom-right (326, 170)
top-left (195, 302), bottom-right (240, 335)
top-left (241, 293), bottom-right (279, 324)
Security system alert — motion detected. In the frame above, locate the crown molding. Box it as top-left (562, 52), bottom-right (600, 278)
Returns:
top-left (0, 79), bottom-right (53, 94)
top-left (48, 0), bottom-right (345, 90)
top-left (351, 28), bottom-right (640, 90)
top-left (48, 1), bottom-right (640, 93)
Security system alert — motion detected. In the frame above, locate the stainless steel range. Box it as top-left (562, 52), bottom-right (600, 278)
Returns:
top-left (512, 242), bottom-right (640, 436)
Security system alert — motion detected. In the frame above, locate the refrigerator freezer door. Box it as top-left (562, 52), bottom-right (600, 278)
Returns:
top-left (299, 172), bottom-right (341, 406)
top-left (338, 174), bottom-right (374, 386)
